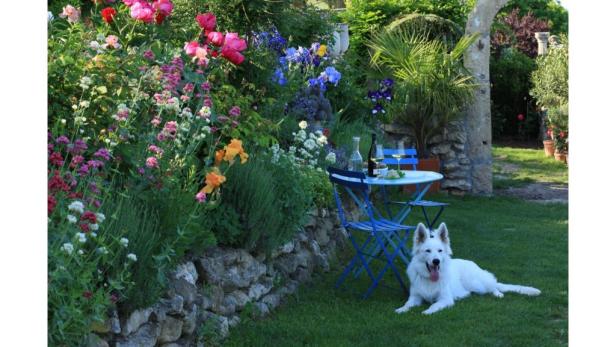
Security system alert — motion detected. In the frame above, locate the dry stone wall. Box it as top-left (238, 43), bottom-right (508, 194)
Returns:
top-left (87, 208), bottom-right (344, 347)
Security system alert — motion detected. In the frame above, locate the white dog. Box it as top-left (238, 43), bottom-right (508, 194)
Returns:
top-left (395, 223), bottom-right (541, 315)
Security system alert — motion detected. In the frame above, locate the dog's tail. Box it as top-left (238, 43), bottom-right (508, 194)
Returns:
top-left (496, 283), bottom-right (541, 296)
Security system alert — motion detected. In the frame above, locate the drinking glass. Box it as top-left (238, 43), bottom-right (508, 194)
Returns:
top-left (392, 140), bottom-right (405, 171)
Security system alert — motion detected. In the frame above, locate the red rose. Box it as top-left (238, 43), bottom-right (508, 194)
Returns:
top-left (101, 7), bottom-right (117, 24)
top-left (207, 31), bottom-right (224, 47)
top-left (221, 46), bottom-right (244, 65)
top-left (517, 114), bottom-right (524, 121)
top-left (196, 13), bottom-right (216, 32)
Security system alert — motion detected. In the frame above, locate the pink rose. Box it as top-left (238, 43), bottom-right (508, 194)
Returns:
top-left (221, 45), bottom-right (245, 65)
top-left (153, 0), bottom-right (173, 16)
top-left (207, 32), bottom-right (224, 47)
top-left (196, 13), bottom-right (216, 32)
top-left (130, 1), bottom-right (155, 23)
top-left (60, 5), bottom-right (81, 23)
top-left (194, 47), bottom-right (209, 64)
top-left (145, 156), bottom-right (159, 168)
top-left (223, 33), bottom-right (247, 52)
top-left (184, 41), bottom-right (199, 56)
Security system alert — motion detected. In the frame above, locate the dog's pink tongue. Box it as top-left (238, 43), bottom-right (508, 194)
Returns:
top-left (430, 268), bottom-right (439, 282)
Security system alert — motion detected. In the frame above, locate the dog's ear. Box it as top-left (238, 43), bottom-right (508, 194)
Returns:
top-left (437, 223), bottom-right (453, 255)
top-left (414, 223), bottom-right (428, 246)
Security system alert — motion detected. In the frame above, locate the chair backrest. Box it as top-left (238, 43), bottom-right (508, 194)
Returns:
top-left (326, 167), bottom-right (377, 227)
top-left (382, 148), bottom-right (418, 169)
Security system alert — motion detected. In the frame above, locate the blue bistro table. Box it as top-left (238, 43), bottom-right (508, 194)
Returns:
top-left (333, 170), bottom-right (444, 266)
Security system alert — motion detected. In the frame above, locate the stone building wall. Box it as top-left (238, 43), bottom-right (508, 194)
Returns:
top-left (382, 121), bottom-right (472, 194)
top-left (87, 208), bottom-right (344, 347)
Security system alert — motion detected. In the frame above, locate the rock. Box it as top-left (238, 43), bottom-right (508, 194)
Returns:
top-left (91, 310), bottom-right (121, 334)
top-left (157, 316), bottom-right (183, 344)
top-left (295, 249), bottom-right (313, 269)
top-left (252, 302), bottom-right (270, 318)
top-left (197, 248), bottom-right (265, 291)
top-left (273, 254), bottom-right (299, 275)
top-left (260, 293), bottom-right (281, 309)
top-left (247, 282), bottom-right (272, 301)
top-left (314, 253), bottom-right (330, 272)
top-left (226, 290), bottom-right (251, 311)
top-left (304, 215), bottom-right (318, 228)
top-left (122, 307), bottom-right (154, 336)
top-left (431, 143), bottom-right (451, 155)
top-left (182, 304), bottom-right (198, 336)
top-left (154, 295), bottom-right (184, 321)
top-left (280, 241), bottom-right (294, 254)
top-left (173, 262), bottom-right (198, 285)
top-left (168, 277), bottom-right (197, 308)
top-left (228, 315), bottom-right (241, 328)
top-left (200, 311), bottom-right (229, 339)
top-left (116, 322), bottom-right (160, 347)
top-left (86, 333), bottom-right (109, 347)
top-left (292, 267), bottom-right (311, 283)
top-left (441, 179), bottom-right (471, 191)
top-left (314, 226), bottom-right (330, 247)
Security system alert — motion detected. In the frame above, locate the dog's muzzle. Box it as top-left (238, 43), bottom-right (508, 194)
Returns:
top-left (426, 262), bottom-right (440, 282)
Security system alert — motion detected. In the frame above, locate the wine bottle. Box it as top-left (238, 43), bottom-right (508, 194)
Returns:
top-left (367, 133), bottom-right (377, 177)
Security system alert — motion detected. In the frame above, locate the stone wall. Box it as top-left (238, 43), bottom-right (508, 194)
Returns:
top-left (382, 121), bottom-right (472, 194)
top-left (87, 208), bottom-right (344, 347)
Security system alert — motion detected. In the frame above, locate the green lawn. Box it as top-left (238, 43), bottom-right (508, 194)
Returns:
top-left (493, 146), bottom-right (568, 189)
top-left (224, 194), bottom-right (568, 347)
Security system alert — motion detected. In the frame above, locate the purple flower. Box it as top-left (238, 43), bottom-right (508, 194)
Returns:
top-left (78, 164), bottom-right (90, 176)
top-left (69, 139), bottom-right (88, 154)
top-left (372, 103), bottom-right (384, 115)
top-left (195, 191), bottom-right (206, 203)
top-left (94, 148), bottom-right (111, 161)
top-left (55, 136), bottom-right (70, 145)
top-left (229, 106), bottom-right (241, 117)
top-left (143, 49), bottom-right (155, 60)
top-left (87, 160), bottom-right (105, 169)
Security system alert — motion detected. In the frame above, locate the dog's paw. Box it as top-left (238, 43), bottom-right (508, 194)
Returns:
top-left (492, 290), bottom-right (504, 298)
top-left (395, 307), bottom-right (409, 314)
top-left (421, 309), bottom-right (435, 315)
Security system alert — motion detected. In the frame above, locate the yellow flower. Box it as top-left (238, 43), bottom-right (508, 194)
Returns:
top-left (200, 168), bottom-right (226, 194)
top-left (317, 44), bottom-right (327, 57)
top-left (239, 152), bottom-right (249, 164)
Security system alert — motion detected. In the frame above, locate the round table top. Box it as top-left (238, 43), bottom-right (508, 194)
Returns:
top-left (333, 170), bottom-right (444, 186)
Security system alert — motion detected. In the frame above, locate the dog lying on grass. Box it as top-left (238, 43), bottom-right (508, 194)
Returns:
top-left (395, 223), bottom-right (541, 315)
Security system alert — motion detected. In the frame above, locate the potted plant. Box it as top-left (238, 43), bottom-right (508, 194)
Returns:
top-left (367, 27), bottom-right (478, 190)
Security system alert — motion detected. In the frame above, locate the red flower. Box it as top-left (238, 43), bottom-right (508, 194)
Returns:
top-left (517, 114), bottom-right (524, 121)
top-left (546, 129), bottom-right (553, 138)
top-left (221, 45), bottom-right (244, 65)
top-left (155, 12), bottom-right (165, 24)
top-left (323, 128), bottom-right (330, 137)
top-left (559, 131), bottom-right (566, 138)
top-left (207, 31), bottom-right (224, 47)
top-left (49, 152), bottom-right (64, 167)
top-left (48, 171), bottom-right (70, 193)
top-left (79, 223), bottom-right (90, 232)
top-left (101, 7), bottom-right (117, 24)
top-left (48, 195), bottom-right (57, 215)
top-left (83, 291), bottom-right (93, 299)
top-left (81, 211), bottom-right (97, 224)
top-left (196, 13), bottom-right (216, 32)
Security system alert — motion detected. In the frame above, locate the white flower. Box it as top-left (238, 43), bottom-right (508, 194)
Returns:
top-left (67, 215), bottom-right (77, 224)
top-left (325, 152), bottom-right (336, 164)
top-left (97, 247), bottom-right (109, 255)
top-left (78, 250), bottom-right (84, 255)
top-left (89, 223), bottom-right (99, 231)
top-left (303, 139), bottom-right (317, 151)
top-left (48, 11), bottom-right (54, 22)
top-left (75, 233), bottom-right (87, 244)
top-left (68, 201), bottom-right (84, 214)
top-left (201, 126), bottom-right (211, 134)
top-left (317, 135), bottom-right (328, 146)
top-left (299, 120), bottom-right (308, 129)
top-left (89, 41), bottom-right (101, 50)
top-left (61, 243), bottom-right (74, 255)
top-left (127, 253), bottom-right (138, 262)
top-left (96, 33), bottom-right (105, 41)
top-left (61, 119), bottom-right (66, 125)
top-left (80, 101), bottom-right (90, 108)
top-left (120, 238), bottom-right (129, 248)
top-left (296, 130), bottom-right (307, 141)
top-left (95, 213), bottom-right (105, 223)
top-left (91, 232), bottom-right (97, 238)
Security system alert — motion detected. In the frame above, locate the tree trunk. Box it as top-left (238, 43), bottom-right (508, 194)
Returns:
top-left (463, 0), bottom-right (509, 195)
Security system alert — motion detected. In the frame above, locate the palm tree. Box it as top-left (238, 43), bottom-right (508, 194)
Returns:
top-left (367, 27), bottom-right (478, 158)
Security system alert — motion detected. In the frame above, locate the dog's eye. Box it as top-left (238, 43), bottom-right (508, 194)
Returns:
top-left (425, 249), bottom-right (431, 253)
top-left (438, 249), bottom-right (443, 253)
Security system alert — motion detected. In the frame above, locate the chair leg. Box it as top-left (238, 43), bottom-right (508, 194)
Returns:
top-left (335, 234), bottom-right (376, 289)
top-left (362, 230), bottom-right (409, 299)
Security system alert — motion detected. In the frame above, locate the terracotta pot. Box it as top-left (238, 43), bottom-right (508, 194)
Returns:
top-left (402, 157), bottom-right (441, 195)
top-left (554, 150), bottom-right (567, 162)
top-left (543, 140), bottom-right (555, 157)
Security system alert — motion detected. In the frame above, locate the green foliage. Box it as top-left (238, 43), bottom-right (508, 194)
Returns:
top-left (531, 36), bottom-right (568, 110)
top-left (368, 28), bottom-right (477, 157)
top-left (490, 48), bottom-right (537, 138)
top-left (206, 156), bottom-right (314, 253)
top-left (329, 116), bottom-right (381, 159)
top-left (501, 0), bottom-right (568, 34)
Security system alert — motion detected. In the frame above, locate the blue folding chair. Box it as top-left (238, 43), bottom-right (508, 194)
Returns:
top-left (327, 167), bottom-right (413, 298)
top-left (381, 148), bottom-right (448, 230)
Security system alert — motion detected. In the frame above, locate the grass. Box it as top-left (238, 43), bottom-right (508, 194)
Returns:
top-left (492, 146), bottom-right (568, 189)
top-left (223, 146), bottom-right (568, 346)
